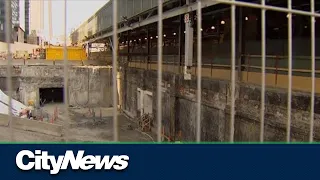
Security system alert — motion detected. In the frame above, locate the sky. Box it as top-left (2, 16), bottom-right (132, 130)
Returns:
top-left (42, 0), bottom-right (109, 39)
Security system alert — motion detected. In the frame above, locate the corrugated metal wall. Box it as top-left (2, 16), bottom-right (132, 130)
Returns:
top-left (71, 0), bottom-right (170, 44)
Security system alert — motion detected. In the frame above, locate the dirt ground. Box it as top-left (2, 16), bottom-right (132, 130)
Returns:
top-left (0, 104), bottom-right (156, 142)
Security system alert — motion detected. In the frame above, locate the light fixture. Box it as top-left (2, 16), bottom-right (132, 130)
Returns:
top-left (129, 40), bottom-right (132, 43)
top-left (201, 29), bottom-right (203, 31)
top-left (304, 26), bottom-right (308, 28)
top-left (211, 26), bottom-right (215, 30)
top-left (245, 17), bottom-right (248, 21)
top-left (184, 31), bottom-right (186, 33)
top-left (134, 40), bottom-right (136, 42)
top-left (156, 36), bottom-right (158, 38)
top-left (221, 20), bottom-right (225, 24)
top-left (145, 37), bottom-right (147, 40)
top-left (163, 34), bottom-right (166, 37)
top-left (150, 37), bottom-right (153, 39)
top-left (286, 14), bottom-right (290, 18)
top-left (173, 32), bottom-right (177, 36)
top-left (139, 39), bottom-right (141, 41)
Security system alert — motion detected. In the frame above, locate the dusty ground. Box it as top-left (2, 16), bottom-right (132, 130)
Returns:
top-left (0, 103), bottom-right (155, 142)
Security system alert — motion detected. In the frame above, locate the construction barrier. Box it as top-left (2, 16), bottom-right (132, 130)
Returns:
top-left (46, 46), bottom-right (87, 61)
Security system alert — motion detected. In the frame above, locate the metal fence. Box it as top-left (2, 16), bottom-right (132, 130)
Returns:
top-left (2, 0), bottom-right (318, 142)
top-left (111, 0), bottom-right (318, 143)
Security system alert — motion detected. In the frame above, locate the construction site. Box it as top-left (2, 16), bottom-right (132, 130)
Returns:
top-left (0, 0), bottom-right (319, 142)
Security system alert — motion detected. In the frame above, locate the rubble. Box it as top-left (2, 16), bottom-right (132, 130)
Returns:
top-left (0, 89), bottom-right (26, 116)
top-left (0, 89), bottom-right (52, 121)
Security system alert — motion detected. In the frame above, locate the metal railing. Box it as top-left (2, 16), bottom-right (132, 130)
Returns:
top-left (2, 0), bottom-right (319, 143)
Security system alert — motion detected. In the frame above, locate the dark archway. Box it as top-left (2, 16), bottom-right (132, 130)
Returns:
top-left (39, 88), bottom-right (64, 105)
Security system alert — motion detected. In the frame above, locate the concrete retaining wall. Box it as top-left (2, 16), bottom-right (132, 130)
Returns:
top-left (0, 114), bottom-right (62, 137)
top-left (122, 66), bottom-right (320, 142)
top-left (0, 65), bottom-right (113, 108)
top-left (18, 66), bottom-right (113, 107)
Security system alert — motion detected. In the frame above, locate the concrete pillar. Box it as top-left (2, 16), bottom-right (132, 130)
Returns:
top-left (123, 67), bottom-right (127, 110)
top-left (117, 71), bottom-right (122, 110)
top-left (169, 75), bottom-right (177, 140)
top-left (139, 89), bottom-right (144, 116)
top-left (35, 88), bottom-right (40, 108)
top-left (183, 0), bottom-right (193, 80)
top-left (237, 7), bottom-right (246, 81)
top-left (184, 21), bottom-right (193, 67)
top-left (178, 0), bottom-right (184, 73)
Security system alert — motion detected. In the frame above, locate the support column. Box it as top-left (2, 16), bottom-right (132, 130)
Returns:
top-left (178, 14), bottom-right (184, 73)
top-left (127, 31), bottom-right (130, 62)
top-left (183, 0), bottom-right (194, 80)
top-left (169, 75), bottom-right (177, 141)
top-left (117, 71), bottom-right (122, 110)
top-left (123, 62), bottom-right (128, 111)
top-left (238, 7), bottom-right (246, 81)
top-left (147, 26), bottom-right (150, 67)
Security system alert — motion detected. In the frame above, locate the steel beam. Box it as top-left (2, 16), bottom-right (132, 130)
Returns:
top-left (88, 0), bottom-right (220, 43)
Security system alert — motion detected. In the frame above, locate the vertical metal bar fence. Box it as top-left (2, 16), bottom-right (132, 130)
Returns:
top-left (5, 0), bottom-right (13, 141)
top-left (260, 0), bottom-right (266, 142)
top-left (113, 0), bottom-right (119, 142)
top-left (2, 0), bottom-right (319, 143)
top-left (157, 0), bottom-right (163, 142)
top-left (196, 1), bottom-right (202, 142)
top-left (63, 0), bottom-right (70, 141)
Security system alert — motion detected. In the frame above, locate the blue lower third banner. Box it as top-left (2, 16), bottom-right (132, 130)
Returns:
top-left (0, 144), bottom-right (319, 179)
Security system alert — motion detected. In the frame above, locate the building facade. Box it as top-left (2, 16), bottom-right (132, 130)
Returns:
top-left (28, 0), bottom-right (43, 45)
top-left (11, 0), bottom-right (19, 26)
top-left (0, 0), bottom-right (4, 42)
top-left (0, 0), bottom-right (20, 43)
top-left (29, 0), bottom-right (43, 37)
top-left (24, 0), bottom-right (30, 42)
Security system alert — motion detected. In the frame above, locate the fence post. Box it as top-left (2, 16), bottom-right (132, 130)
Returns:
top-left (275, 56), bottom-right (279, 85)
top-left (100, 108), bottom-right (102, 120)
top-left (246, 54), bottom-right (250, 82)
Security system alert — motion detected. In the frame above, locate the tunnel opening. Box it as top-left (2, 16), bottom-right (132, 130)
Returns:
top-left (39, 88), bottom-right (64, 105)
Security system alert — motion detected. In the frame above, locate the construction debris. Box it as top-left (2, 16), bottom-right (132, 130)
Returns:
top-left (0, 89), bottom-right (57, 122)
top-left (0, 89), bottom-right (27, 117)
top-left (138, 113), bottom-right (152, 132)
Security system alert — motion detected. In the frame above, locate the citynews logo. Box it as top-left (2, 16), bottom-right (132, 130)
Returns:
top-left (16, 150), bottom-right (129, 175)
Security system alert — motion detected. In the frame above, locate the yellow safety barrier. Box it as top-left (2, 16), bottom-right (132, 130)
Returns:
top-left (45, 46), bottom-right (87, 61)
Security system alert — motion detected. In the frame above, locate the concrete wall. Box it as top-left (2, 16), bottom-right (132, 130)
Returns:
top-left (0, 65), bottom-right (113, 108)
top-left (0, 41), bottom-right (39, 54)
top-left (0, 66), bottom-right (22, 100)
top-left (0, 114), bottom-right (63, 137)
top-left (122, 66), bottom-right (320, 142)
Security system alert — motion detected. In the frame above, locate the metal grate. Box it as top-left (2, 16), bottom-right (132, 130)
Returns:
top-left (2, 0), bottom-right (318, 142)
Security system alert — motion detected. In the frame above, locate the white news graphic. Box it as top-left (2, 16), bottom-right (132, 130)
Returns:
top-left (16, 150), bottom-right (129, 175)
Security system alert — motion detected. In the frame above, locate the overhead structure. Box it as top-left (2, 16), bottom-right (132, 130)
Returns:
top-left (70, 0), bottom-right (175, 44)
